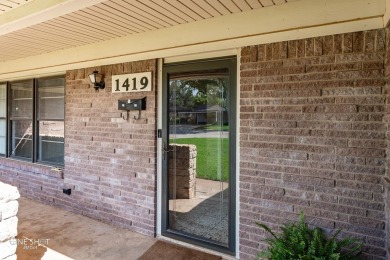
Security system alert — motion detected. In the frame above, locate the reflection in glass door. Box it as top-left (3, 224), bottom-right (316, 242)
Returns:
top-left (162, 58), bottom-right (236, 254)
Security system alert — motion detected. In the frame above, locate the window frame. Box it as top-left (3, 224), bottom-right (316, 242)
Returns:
top-left (35, 77), bottom-right (65, 166)
top-left (5, 76), bottom-right (65, 167)
top-left (8, 79), bottom-right (34, 161)
top-left (0, 82), bottom-right (8, 157)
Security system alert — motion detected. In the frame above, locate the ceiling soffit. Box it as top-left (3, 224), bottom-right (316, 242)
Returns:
top-left (0, 0), bottom-right (296, 62)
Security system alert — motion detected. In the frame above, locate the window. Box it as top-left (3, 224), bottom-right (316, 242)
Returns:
top-left (0, 83), bottom-right (6, 155)
top-left (8, 77), bottom-right (64, 166)
top-left (37, 78), bottom-right (64, 165)
top-left (10, 80), bottom-right (33, 159)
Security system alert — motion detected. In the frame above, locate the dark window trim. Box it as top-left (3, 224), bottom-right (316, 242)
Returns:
top-left (0, 82), bottom-right (8, 157)
top-left (5, 76), bottom-right (65, 167)
top-left (35, 77), bottom-right (65, 167)
top-left (6, 81), bottom-right (10, 158)
top-left (33, 78), bottom-right (37, 163)
top-left (9, 79), bottom-right (34, 161)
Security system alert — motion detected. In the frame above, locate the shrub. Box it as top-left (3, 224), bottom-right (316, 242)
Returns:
top-left (256, 212), bottom-right (363, 260)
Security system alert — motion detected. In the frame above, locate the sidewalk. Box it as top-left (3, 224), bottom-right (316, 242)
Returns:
top-left (16, 197), bottom-right (155, 260)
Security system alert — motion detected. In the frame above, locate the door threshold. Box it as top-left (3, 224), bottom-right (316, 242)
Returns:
top-left (157, 235), bottom-right (237, 260)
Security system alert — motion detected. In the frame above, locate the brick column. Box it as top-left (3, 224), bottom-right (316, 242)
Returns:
top-left (169, 144), bottom-right (197, 199)
top-left (0, 182), bottom-right (20, 260)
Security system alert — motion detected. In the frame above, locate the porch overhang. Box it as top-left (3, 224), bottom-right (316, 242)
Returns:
top-left (0, 0), bottom-right (388, 80)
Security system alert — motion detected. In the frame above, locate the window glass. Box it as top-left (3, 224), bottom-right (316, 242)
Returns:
top-left (37, 77), bottom-right (64, 165)
top-left (11, 120), bottom-right (32, 159)
top-left (0, 84), bottom-right (6, 118)
top-left (38, 121), bottom-right (64, 165)
top-left (11, 81), bottom-right (33, 119)
top-left (0, 84), bottom-right (6, 155)
top-left (0, 119), bottom-right (5, 155)
top-left (38, 78), bottom-right (64, 120)
top-left (10, 81), bottom-right (33, 159)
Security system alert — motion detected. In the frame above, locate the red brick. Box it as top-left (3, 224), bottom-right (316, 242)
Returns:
top-left (336, 53), bottom-right (384, 63)
top-left (302, 104), bottom-right (357, 113)
top-left (364, 30), bottom-right (376, 53)
top-left (258, 60), bottom-right (283, 69)
top-left (272, 42), bottom-right (281, 60)
top-left (334, 34), bottom-right (343, 54)
top-left (332, 62), bottom-right (361, 71)
top-left (363, 61), bottom-right (384, 70)
top-left (282, 174), bottom-right (334, 187)
top-left (258, 45), bottom-right (266, 61)
top-left (376, 29), bottom-right (385, 52)
top-left (336, 147), bottom-right (385, 158)
top-left (250, 46), bottom-right (258, 62)
top-left (339, 197), bottom-right (384, 211)
top-left (311, 201), bottom-right (366, 216)
top-left (348, 139), bottom-right (386, 148)
top-left (305, 38), bottom-right (314, 57)
top-left (335, 96), bottom-right (385, 105)
top-left (306, 64), bottom-right (331, 73)
top-left (353, 31), bottom-right (364, 53)
top-left (314, 37), bottom-right (323, 56)
top-left (322, 87), bottom-right (382, 96)
top-left (323, 35), bottom-right (334, 55)
top-left (287, 40), bottom-right (297, 58)
top-left (239, 29), bottom-right (387, 259)
top-left (241, 46), bottom-right (251, 56)
top-left (265, 44), bottom-right (273, 61)
top-left (297, 39), bottom-right (305, 58)
top-left (343, 33), bottom-right (353, 53)
top-left (352, 122), bottom-right (386, 131)
top-left (336, 180), bottom-right (383, 192)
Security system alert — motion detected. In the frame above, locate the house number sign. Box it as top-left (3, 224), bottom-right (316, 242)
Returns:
top-left (112, 72), bottom-right (152, 93)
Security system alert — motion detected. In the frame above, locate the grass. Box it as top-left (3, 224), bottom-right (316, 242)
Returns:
top-left (171, 138), bottom-right (229, 181)
top-left (195, 124), bottom-right (229, 131)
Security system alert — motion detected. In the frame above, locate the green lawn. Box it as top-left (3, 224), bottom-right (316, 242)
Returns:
top-left (171, 138), bottom-right (229, 181)
top-left (195, 124), bottom-right (229, 131)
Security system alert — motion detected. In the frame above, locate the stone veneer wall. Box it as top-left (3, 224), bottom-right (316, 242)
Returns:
top-left (0, 181), bottom-right (20, 260)
top-left (169, 144), bottom-right (197, 199)
top-left (239, 29), bottom-right (387, 259)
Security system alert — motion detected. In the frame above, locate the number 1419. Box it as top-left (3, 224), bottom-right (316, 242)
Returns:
top-left (112, 72), bottom-right (152, 93)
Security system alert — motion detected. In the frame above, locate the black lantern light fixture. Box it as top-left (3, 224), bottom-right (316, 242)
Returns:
top-left (88, 70), bottom-right (105, 91)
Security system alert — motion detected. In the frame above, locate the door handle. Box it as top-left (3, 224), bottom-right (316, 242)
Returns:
top-left (162, 142), bottom-right (169, 160)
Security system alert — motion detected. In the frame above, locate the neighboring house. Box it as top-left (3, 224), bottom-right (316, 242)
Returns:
top-left (174, 105), bottom-right (228, 125)
top-left (0, 0), bottom-right (390, 259)
top-left (193, 105), bottom-right (228, 125)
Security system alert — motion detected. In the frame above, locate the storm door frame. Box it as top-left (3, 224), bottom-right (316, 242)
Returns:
top-left (161, 57), bottom-right (237, 255)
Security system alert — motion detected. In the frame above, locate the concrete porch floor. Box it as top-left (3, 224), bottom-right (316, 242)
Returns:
top-left (16, 197), bottom-right (156, 260)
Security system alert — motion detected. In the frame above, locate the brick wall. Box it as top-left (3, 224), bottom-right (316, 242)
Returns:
top-left (64, 60), bottom-right (157, 236)
top-left (385, 26), bottom-right (390, 258)
top-left (0, 29), bottom-right (388, 258)
top-left (0, 158), bottom-right (64, 203)
top-left (240, 30), bottom-right (387, 259)
top-left (0, 60), bottom-right (158, 237)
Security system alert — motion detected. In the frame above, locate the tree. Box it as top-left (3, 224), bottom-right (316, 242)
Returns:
top-left (169, 78), bottom-right (228, 110)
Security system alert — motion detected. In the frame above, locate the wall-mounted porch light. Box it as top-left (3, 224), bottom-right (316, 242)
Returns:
top-left (88, 70), bottom-right (105, 91)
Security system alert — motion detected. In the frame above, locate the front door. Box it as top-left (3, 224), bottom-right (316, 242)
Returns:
top-left (162, 57), bottom-right (236, 254)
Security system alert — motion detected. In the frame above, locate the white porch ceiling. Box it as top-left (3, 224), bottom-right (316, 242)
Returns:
top-left (0, 0), bottom-right (295, 62)
top-left (0, 0), bottom-right (32, 14)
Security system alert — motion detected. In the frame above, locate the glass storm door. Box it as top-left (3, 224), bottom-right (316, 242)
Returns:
top-left (162, 58), bottom-right (236, 254)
